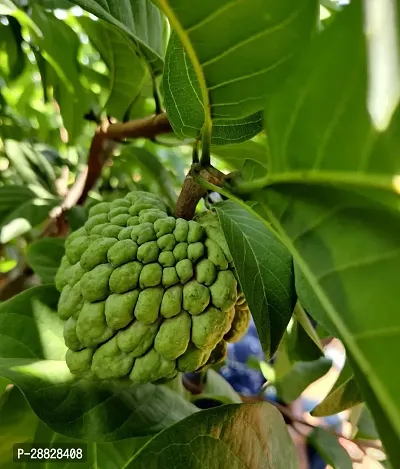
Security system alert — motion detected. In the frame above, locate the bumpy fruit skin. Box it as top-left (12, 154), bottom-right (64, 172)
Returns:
top-left (56, 191), bottom-right (250, 384)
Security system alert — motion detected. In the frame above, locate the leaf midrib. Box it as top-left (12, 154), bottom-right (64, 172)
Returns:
top-left (263, 204), bottom-right (400, 438)
top-left (236, 170), bottom-right (395, 193)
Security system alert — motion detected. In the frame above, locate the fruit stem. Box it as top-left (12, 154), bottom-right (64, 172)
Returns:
top-left (174, 164), bottom-right (226, 220)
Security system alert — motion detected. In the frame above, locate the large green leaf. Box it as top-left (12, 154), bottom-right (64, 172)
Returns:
top-left (311, 360), bottom-right (363, 417)
top-left (130, 403), bottom-right (298, 468)
top-left (65, 0), bottom-right (166, 74)
top-left (214, 201), bottom-right (295, 359)
top-left (0, 385), bottom-right (150, 469)
top-left (163, 34), bottom-right (263, 144)
top-left (0, 286), bottom-right (197, 441)
top-left (78, 17), bottom-right (150, 121)
top-left (0, 385), bottom-right (37, 465)
top-left (158, 0), bottom-right (319, 146)
top-left (26, 238), bottom-right (66, 284)
top-left (261, 2), bottom-right (398, 184)
top-left (236, 2), bottom-right (400, 462)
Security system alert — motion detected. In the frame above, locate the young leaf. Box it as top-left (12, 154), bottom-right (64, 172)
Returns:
top-left (26, 238), bottom-right (66, 284)
top-left (211, 139), bottom-right (268, 173)
top-left (308, 427), bottom-right (353, 469)
top-left (78, 17), bottom-right (151, 121)
top-left (158, 0), bottom-right (319, 136)
top-left (67, 0), bottom-right (166, 74)
top-left (275, 356), bottom-right (332, 403)
top-left (311, 360), bottom-right (363, 417)
top-left (0, 286), bottom-right (197, 441)
top-left (203, 369), bottom-right (242, 404)
top-left (130, 403), bottom-right (298, 469)
top-left (214, 200), bottom-right (296, 359)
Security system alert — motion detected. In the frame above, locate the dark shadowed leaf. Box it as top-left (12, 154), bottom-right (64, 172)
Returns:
top-left (308, 428), bottom-right (352, 469)
top-left (0, 286), bottom-right (197, 441)
top-left (26, 238), bottom-right (66, 284)
top-left (214, 200), bottom-right (295, 359)
top-left (130, 403), bottom-right (298, 469)
top-left (355, 405), bottom-right (379, 440)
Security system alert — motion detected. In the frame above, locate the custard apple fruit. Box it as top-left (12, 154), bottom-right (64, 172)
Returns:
top-left (56, 191), bottom-right (251, 384)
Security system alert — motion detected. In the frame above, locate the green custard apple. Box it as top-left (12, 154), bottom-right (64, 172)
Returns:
top-left (55, 191), bottom-right (251, 384)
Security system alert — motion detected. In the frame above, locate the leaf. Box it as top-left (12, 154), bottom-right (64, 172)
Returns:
top-left (163, 33), bottom-right (263, 144)
top-left (311, 360), bottom-right (363, 417)
top-left (4, 140), bottom-right (42, 187)
top-left (211, 140), bottom-right (267, 179)
top-left (0, 198), bottom-right (59, 243)
top-left (355, 405), bottom-right (379, 440)
top-left (202, 369), bottom-right (242, 404)
top-left (130, 402), bottom-right (298, 469)
top-left (79, 17), bottom-right (150, 121)
top-left (286, 314), bottom-right (323, 363)
top-left (0, 385), bottom-right (37, 465)
top-left (0, 186), bottom-right (36, 224)
top-left (0, 17), bottom-right (25, 80)
top-left (275, 356), bottom-right (332, 403)
top-left (251, 2), bottom-right (400, 462)
top-left (158, 0), bottom-right (319, 146)
top-left (294, 303), bottom-right (324, 353)
top-left (30, 5), bottom-right (89, 142)
top-left (0, 387), bottom-right (151, 469)
top-left (120, 145), bottom-right (177, 208)
top-left (214, 200), bottom-right (295, 359)
top-left (66, 0), bottom-right (166, 74)
top-left (0, 286), bottom-right (198, 441)
top-left (308, 427), bottom-right (353, 469)
top-left (263, 2), bottom-right (398, 184)
top-left (26, 238), bottom-right (66, 284)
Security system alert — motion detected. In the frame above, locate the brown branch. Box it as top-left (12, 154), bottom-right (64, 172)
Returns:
top-left (106, 113), bottom-right (172, 140)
